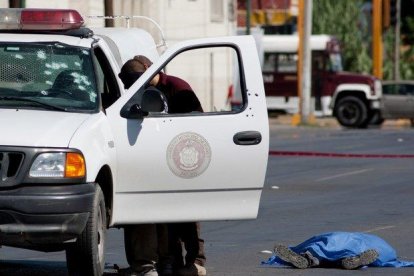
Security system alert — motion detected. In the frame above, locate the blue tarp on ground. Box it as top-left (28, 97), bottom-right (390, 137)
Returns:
top-left (262, 232), bottom-right (414, 268)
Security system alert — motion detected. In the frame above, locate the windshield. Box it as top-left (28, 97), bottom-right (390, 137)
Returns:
top-left (0, 42), bottom-right (98, 112)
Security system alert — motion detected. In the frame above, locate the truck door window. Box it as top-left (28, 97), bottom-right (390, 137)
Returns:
top-left (93, 47), bottom-right (121, 109)
top-left (276, 53), bottom-right (297, 73)
top-left (263, 53), bottom-right (297, 73)
top-left (263, 53), bottom-right (277, 72)
top-left (158, 46), bottom-right (244, 114)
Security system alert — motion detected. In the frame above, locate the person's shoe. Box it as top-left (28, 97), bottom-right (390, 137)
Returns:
top-left (177, 263), bottom-right (207, 276)
top-left (341, 249), bottom-right (379, 270)
top-left (301, 251), bottom-right (320, 267)
top-left (141, 267), bottom-right (159, 276)
top-left (117, 264), bottom-right (159, 276)
top-left (273, 244), bottom-right (309, 269)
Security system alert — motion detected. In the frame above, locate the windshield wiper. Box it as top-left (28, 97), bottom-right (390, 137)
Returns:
top-left (0, 96), bottom-right (68, 111)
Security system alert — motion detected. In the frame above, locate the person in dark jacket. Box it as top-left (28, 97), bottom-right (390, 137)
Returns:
top-left (118, 55), bottom-right (206, 276)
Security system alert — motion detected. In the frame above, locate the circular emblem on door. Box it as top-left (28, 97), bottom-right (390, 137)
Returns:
top-left (167, 132), bottom-right (212, 179)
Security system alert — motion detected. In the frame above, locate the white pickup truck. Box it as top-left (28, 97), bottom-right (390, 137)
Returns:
top-left (0, 8), bottom-right (269, 275)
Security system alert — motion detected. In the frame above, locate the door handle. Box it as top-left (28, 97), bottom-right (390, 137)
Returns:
top-left (233, 131), bottom-right (262, 145)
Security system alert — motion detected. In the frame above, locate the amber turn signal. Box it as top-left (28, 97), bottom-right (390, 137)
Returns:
top-left (65, 152), bottom-right (86, 178)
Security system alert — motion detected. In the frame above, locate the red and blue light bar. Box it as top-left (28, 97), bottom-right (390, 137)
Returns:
top-left (0, 8), bottom-right (84, 30)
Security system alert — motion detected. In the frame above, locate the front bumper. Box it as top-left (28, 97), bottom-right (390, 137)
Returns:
top-left (0, 183), bottom-right (95, 251)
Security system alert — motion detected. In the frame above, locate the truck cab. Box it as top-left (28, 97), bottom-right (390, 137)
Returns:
top-left (0, 8), bottom-right (269, 275)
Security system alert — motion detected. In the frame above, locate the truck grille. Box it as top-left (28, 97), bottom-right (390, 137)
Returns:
top-left (0, 152), bottom-right (24, 184)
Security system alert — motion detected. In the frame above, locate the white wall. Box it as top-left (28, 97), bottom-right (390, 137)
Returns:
top-left (111, 1), bottom-right (236, 44)
top-left (157, 0), bottom-right (236, 43)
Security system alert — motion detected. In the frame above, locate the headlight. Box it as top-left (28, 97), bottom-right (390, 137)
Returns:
top-left (30, 152), bottom-right (85, 178)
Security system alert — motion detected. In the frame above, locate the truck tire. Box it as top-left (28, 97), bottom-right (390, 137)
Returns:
top-left (66, 185), bottom-right (106, 276)
top-left (335, 96), bottom-right (369, 128)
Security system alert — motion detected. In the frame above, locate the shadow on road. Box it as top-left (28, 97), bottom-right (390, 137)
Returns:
top-left (0, 260), bottom-right (120, 275)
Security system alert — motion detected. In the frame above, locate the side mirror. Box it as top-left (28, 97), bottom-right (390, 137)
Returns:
top-left (120, 87), bottom-right (167, 119)
top-left (141, 87), bottom-right (166, 113)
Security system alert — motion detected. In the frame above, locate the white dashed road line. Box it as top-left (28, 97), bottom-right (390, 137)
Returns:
top-left (316, 168), bottom-right (373, 182)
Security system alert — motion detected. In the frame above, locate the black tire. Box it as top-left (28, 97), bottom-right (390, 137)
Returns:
top-left (368, 110), bottom-right (385, 126)
top-left (66, 185), bottom-right (106, 276)
top-left (334, 96), bottom-right (369, 128)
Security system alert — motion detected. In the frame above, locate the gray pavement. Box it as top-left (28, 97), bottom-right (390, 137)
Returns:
top-left (203, 117), bottom-right (414, 275)
top-left (2, 116), bottom-right (414, 275)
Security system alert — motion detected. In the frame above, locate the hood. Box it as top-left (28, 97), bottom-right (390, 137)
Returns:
top-left (0, 109), bottom-right (89, 148)
top-left (335, 71), bottom-right (376, 85)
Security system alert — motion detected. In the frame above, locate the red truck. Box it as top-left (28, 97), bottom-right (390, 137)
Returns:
top-left (231, 34), bottom-right (383, 128)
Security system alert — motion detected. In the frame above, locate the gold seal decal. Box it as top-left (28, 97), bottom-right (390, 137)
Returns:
top-left (167, 132), bottom-right (212, 179)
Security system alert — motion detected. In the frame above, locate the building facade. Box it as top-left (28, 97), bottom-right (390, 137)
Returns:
top-left (1, 0), bottom-right (237, 41)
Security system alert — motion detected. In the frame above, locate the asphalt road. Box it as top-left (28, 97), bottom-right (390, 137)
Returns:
top-left (2, 119), bottom-right (414, 275)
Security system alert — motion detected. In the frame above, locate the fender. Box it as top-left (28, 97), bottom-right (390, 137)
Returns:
top-left (330, 83), bottom-right (379, 109)
top-left (68, 112), bottom-right (117, 225)
top-left (69, 113), bottom-right (117, 183)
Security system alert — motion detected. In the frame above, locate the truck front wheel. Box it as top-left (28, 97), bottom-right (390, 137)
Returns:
top-left (66, 185), bottom-right (106, 276)
top-left (335, 96), bottom-right (369, 128)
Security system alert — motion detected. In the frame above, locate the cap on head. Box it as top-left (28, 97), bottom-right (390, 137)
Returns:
top-left (133, 55), bottom-right (153, 69)
top-left (118, 55), bottom-right (153, 89)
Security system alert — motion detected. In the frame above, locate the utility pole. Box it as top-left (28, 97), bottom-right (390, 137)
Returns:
top-left (246, 0), bottom-right (251, 35)
top-left (294, 0), bottom-right (313, 125)
top-left (393, 0), bottom-right (401, 81)
top-left (104, 0), bottom-right (114, 27)
top-left (301, 0), bottom-right (313, 124)
top-left (372, 0), bottom-right (383, 79)
top-left (9, 0), bottom-right (24, 7)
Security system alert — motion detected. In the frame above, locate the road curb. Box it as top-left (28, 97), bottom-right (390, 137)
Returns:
top-left (269, 115), bottom-right (413, 129)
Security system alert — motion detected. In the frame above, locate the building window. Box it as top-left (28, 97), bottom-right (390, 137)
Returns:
top-left (211, 0), bottom-right (224, 22)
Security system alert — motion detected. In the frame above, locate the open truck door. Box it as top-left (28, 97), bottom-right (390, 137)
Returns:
top-left (106, 36), bottom-right (269, 223)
